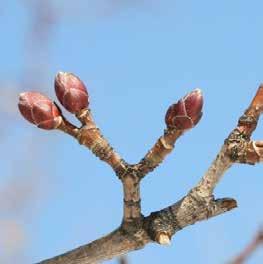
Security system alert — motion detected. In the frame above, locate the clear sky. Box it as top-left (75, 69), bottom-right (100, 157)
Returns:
top-left (1, 1), bottom-right (263, 263)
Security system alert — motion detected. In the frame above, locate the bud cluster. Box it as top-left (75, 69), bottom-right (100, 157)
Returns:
top-left (18, 72), bottom-right (89, 129)
top-left (18, 73), bottom-right (203, 132)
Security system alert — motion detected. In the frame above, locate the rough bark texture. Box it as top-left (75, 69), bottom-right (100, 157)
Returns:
top-left (39, 228), bottom-right (150, 264)
top-left (36, 86), bottom-right (263, 264)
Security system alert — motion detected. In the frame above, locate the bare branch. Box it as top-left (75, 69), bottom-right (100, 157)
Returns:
top-left (136, 128), bottom-right (183, 177)
top-left (121, 166), bottom-right (142, 222)
top-left (30, 84), bottom-right (263, 264)
top-left (193, 85), bottom-right (263, 198)
top-left (58, 108), bottom-right (142, 221)
top-left (58, 108), bottom-right (127, 176)
top-left (76, 109), bottom-right (127, 175)
top-left (229, 228), bottom-right (263, 264)
top-left (37, 196), bottom-right (236, 264)
top-left (38, 228), bottom-right (150, 264)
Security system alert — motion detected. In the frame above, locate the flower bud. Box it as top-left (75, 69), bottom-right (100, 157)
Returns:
top-left (55, 72), bottom-right (89, 113)
top-left (165, 89), bottom-right (203, 130)
top-left (18, 92), bottom-right (62, 130)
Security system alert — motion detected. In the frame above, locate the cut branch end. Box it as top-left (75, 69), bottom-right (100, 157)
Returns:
top-left (156, 233), bottom-right (171, 245)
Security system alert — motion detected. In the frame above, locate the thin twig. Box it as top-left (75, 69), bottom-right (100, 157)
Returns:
top-left (36, 85), bottom-right (263, 264)
top-left (230, 228), bottom-right (263, 264)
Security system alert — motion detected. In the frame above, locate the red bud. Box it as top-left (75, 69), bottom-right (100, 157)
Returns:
top-left (55, 72), bottom-right (89, 113)
top-left (165, 89), bottom-right (203, 130)
top-left (18, 92), bottom-right (62, 130)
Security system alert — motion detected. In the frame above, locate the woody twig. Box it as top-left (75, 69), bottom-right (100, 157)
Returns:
top-left (18, 73), bottom-right (263, 264)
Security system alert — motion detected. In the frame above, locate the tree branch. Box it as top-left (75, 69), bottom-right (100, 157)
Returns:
top-left (193, 85), bottom-right (263, 198)
top-left (19, 78), bottom-right (262, 264)
top-left (229, 228), bottom-right (263, 264)
top-left (136, 128), bottom-right (183, 177)
top-left (58, 108), bottom-right (127, 176)
top-left (136, 89), bottom-right (203, 178)
top-left (38, 228), bottom-right (150, 264)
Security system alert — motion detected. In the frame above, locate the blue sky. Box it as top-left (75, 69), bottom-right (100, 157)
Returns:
top-left (1, 1), bottom-right (263, 263)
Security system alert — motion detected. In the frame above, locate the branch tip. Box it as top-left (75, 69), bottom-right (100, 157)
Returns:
top-left (218, 198), bottom-right (238, 211)
top-left (55, 71), bottom-right (89, 114)
top-left (18, 91), bottom-right (62, 130)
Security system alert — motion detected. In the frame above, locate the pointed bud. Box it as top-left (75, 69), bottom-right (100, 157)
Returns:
top-left (18, 92), bottom-right (62, 130)
top-left (55, 72), bottom-right (89, 113)
top-left (165, 89), bottom-right (203, 130)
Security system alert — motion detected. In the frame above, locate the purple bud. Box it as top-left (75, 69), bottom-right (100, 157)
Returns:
top-left (18, 92), bottom-right (62, 130)
top-left (165, 89), bottom-right (203, 130)
top-left (55, 72), bottom-right (89, 113)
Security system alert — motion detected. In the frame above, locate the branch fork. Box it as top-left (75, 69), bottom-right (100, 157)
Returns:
top-left (18, 74), bottom-right (263, 264)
